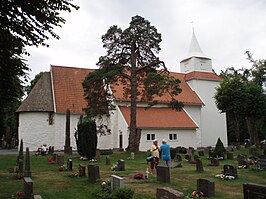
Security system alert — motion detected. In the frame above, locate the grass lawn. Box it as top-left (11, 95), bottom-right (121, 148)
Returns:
top-left (0, 147), bottom-right (266, 199)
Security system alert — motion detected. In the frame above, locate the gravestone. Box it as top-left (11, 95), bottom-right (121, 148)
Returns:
top-left (208, 150), bottom-right (215, 159)
top-left (211, 158), bottom-right (219, 166)
top-left (197, 178), bottom-right (215, 197)
top-left (88, 164), bottom-right (100, 183)
top-left (249, 146), bottom-right (260, 157)
top-left (50, 146), bottom-right (54, 155)
top-left (130, 152), bottom-right (135, 160)
top-left (243, 183), bottom-right (266, 199)
top-left (95, 149), bottom-right (100, 162)
top-left (57, 155), bottom-right (64, 166)
top-left (196, 159), bottom-right (204, 172)
top-left (106, 156), bottom-right (111, 165)
top-left (24, 147), bottom-right (31, 177)
top-left (17, 139), bottom-right (24, 174)
top-left (24, 177), bottom-right (33, 199)
top-left (156, 187), bottom-right (184, 199)
top-left (79, 164), bottom-right (86, 177)
top-left (226, 146), bottom-right (233, 152)
top-left (48, 146), bottom-right (52, 155)
top-left (117, 159), bottom-right (125, 171)
top-left (223, 164), bottom-right (238, 178)
top-left (67, 159), bottom-right (72, 171)
top-left (111, 175), bottom-right (124, 192)
top-left (188, 148), bottom-right (194, 156)
top-left (258, 159), bottom-right (266, 169)
top-left (157, 165), bottom-right (170, 183)
top-left (227, 152), bottom-right (234, 160)
top-left (198, 150), bottom-right (205, 156)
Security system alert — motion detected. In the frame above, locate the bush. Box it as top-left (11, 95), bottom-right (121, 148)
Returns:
top-left (91, 185), bottom-right (134, 199)
top-left (214, 137), bottom-right (226, 158)
top-left (112, 187), bottom-right (134, 199)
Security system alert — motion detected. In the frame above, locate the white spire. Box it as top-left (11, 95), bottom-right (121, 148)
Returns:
top-left (184, 31), bottom-right (209, 60)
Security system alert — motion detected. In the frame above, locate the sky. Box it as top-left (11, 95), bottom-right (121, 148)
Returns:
top-left (25, 0), bottom-right (266, 81)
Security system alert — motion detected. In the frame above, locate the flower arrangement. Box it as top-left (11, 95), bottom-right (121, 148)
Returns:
top-left (111, 164), bottom-right (117, 171)
top-left (68, 172), bottom-right (79, 177)
top-left (215, 174), bottom-right (235, 180)
top-left (191, 191), bottom-right (203, 198)
top-left (11, 191), bottom-right (23, 198)
top-left (58, 166), bottom-right (64, 171)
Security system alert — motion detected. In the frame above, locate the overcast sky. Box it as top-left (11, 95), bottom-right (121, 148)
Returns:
top-left (25, 0), bottom-right (266, 80)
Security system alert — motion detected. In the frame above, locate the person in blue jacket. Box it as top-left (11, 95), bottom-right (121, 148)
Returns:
top-left (160, 139), bottom-right (171, 167)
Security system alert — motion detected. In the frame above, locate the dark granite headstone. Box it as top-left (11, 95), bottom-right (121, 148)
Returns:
top-left (243, 183), bottom-right (266, 199)
top-left (111, 175), bottom-right (124, 192)
top-left (79, 164), bottom-right (86, 177)
top-left (227, 152), bottom-right (234, 160)
top-left (208, 150), bottom-right (215, 159)
top-left (67, 159), bottom-right (72, 171)
top-left (156, 187), bottom-right (184, 199)
top-left (258, 159), bottom-right (266, 169)
top-left (57, 155), bottom-right (64, 166)
top-left (106, 156), bottom-right (111, 165)
top-left (249, 146), bottom-right (260, 157)
top-left (196, 159), bottom-right (204, 172)
top-left (197, 178), bottom-right (215, 197)
top-left (157, 166), bottom-right (170, 183)
top-left (88, 164), bottom-right (100, 183)
top-left (24, 177), bottom-right (33, 199)
top-left (24, 147), bottom-right (31, 177)
top-left (223, 164), bottom-right (237, 178)
top-left (117, 159), bottom-right (125, 171)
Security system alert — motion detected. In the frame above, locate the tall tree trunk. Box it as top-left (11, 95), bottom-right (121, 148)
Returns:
top-left (246, 117), bottom-right (260, 147)
top-left (127, 42), bottom-right (139, 151)
top-left (64, 109), bottom-right (71, 154)
top-left (234, 113), bottom-right (240, 148)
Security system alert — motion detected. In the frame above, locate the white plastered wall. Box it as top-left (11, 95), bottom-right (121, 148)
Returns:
top-left (18, 112), bottom-right (55, 151)
top-left (187, 79), bottom-right (227, 147)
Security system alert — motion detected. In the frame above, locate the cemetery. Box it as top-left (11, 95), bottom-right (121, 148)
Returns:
top-left (0, 144), bottom-right (266, 199)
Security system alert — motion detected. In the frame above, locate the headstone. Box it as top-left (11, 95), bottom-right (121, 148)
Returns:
top-left (67, 159), bottom-right (72, 171)
top-left (130, 152), bottom-right (135, 160)
top-left (258, 159), bottom-right (266, 169)
top-left (50, 146), bottom-right (54, 155)
top-left (198, 150), bottom-right (205, 156)
top-left (196, 159), bottom-right (204, 172)
top-left (188, 148), bottom-right (194, 156)
top-left (211, 158), bottom-right (219, 166)
top-left (79, 164), bottom-right (86, 177)
top-left (223, 164), bottom-right (237, 178)
top-left (227, 152), bottom-right (234, 160)
top-left (243, 183), bottom-right (266, 199)
top-left (156, 187), bottom-right (184, 199)
top-left (57, 155), bottom-right (64, 166)
top-left (24, 177), bottom-right (33, 199)
top-left (157, 166), bottom-right (170, 183)
top-left (106, 156), bottom-right (111, 165)
top-left (226, 146), bottom-right (233, 152)
top-left (208, 150), bottom-right (215, 159)
top-left (117, 159), bottom-right (125, 171)
top-left (17, 139), bottom-right (24, 174)
top-left (88, 164), bottom-right (100, 183)
top-left (24, 147), bottom-right (31, 177)
top-left (111, 175), bottom-right (124, 192)
top-left (197, 178), bottom-right (215, 197)
top-left (48, 146), bottom-right (52, 155)
top-left (95, 149), bottom-right (100, 162)
top-left (249, 146), bottom-right (260, 157)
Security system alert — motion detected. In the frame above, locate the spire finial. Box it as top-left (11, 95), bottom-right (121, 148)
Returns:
top-left (190, 21), bottom-right (194, 33)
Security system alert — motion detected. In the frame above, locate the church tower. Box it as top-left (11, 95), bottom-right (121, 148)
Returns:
top-left (180, 31), bottom-right (212, 73)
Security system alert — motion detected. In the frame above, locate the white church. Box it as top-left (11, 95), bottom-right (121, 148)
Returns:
top-left (17, 32), bottom-right (227, 151)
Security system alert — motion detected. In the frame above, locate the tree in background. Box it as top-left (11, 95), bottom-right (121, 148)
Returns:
top-left (216, 53), bottom-right (266, 146)
top-left (83, 15), bottom-right (183, 151)
top-left (0, 1), bottom-right (79, 147)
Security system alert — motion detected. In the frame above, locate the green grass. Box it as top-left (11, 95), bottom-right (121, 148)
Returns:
top-left (0, 149), bottom-right (266, 199)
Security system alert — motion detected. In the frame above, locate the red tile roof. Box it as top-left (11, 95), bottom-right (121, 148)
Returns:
top-left (185, 71), bottom-right (223, 81)
top-left (51, 65), bottom-right (94, 113)
top-left (119, 106), bottom-right (198, 129)
top-left (51, 66), bottom-right (206, 113)
top-left (112, 72), bottom-right (204, 105)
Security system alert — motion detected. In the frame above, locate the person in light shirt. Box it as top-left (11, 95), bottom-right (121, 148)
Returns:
top-left (150, 139), bottom-right (160, 174)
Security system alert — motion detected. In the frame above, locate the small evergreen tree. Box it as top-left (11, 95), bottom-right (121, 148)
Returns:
top-left (214, 137), bottom-right (226, 158)
top-left (74, 116), bottom-right (97, 159)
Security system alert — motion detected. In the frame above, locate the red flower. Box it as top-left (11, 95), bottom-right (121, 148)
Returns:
top-left (16, 191), bottom-right (23, 198)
